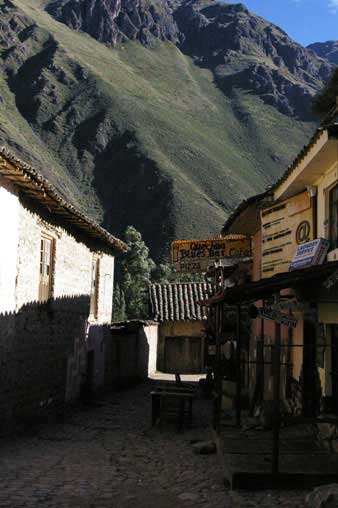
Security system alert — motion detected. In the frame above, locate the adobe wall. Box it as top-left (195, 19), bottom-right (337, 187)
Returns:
top-left (105, 323), bottom-right (159, 386)
top-left (157, 320), bottom-right (205, 373)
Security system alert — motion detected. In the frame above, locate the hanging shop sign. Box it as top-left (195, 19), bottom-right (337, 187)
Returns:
top-left (261, 191), bottom-right (313, 279)
top-left (289, 238), bottom-right (330, 271)
top-left (258, 306), bottom-right (298, 328)
top-left (323, 268), bottom-right (338, 290)
top-left (171, 236), bottom-right (251, 273)
top-left (273, 299), bottom-right (308, 313)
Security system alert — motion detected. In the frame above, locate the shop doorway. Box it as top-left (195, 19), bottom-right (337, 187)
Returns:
top-left (331, 325), bottom-right (338, 412)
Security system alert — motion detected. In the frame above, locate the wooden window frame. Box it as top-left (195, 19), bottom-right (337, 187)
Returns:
top-left (89, 256), bottom-right (100, 320)
top-left (39, 233), bottom-right (55, 303)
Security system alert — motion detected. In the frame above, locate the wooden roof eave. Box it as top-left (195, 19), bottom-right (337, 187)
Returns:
top-left (0, 148), bottom-right (127, 254)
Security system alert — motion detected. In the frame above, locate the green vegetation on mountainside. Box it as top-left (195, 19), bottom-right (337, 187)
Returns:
top-left (0, 0), bottom-right (315, 257)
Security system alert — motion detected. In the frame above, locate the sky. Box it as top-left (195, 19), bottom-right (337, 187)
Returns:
top-left (227, 0), bottom-right (338, 47)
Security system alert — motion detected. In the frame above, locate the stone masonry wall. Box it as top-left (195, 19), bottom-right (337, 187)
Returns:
top-left (0, 296), bottom-right (90, 432)
top-left (0, 182), bottom-right (116, 431)
top-left (15, 199), bottom-right (115, 320)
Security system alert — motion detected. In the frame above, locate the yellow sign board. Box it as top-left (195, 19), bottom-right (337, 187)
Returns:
top-left (261, 191), bottom-right (313, 278)
top-left (171, 236), bottom-right (251, 273)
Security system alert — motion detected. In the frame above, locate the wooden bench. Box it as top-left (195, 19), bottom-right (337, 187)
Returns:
top-left (151, 390), bottom-right (195, 430)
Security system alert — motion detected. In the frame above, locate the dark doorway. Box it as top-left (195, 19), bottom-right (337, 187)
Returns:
top-left (331, 325), bottom-right (338, 413)
top-left (82, 350), bottom-right (95, 401)
top-left (302, 320), bottom-right (320, 417)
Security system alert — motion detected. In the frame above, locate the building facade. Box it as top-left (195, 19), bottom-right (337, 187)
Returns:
top-left (219, 123), bottom-right (338, 424)
top-left (149, 282), bottom-right (212, 374)
top-left (0, 147), bottom-right (126, 430)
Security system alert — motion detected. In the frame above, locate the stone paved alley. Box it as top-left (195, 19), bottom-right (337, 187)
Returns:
top-left (0, 383), bottom-right (310, 508)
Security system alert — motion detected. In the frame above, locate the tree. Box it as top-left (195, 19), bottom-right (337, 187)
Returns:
top-left (151, 262), bottom-right (173, 283)
top-left (113, 225), bottom-right (205, 321)
top-left (112, 282), bottom-right (126, 321)
top-left (313, 68), bottom-right (338, 120)
top-left (117, 226), bottom-right (155, 320)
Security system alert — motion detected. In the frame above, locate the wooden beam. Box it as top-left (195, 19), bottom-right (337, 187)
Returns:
top-left (272, 293), bottom-right (281, 475)
top-left (236, 304), bottom-right (242, 427)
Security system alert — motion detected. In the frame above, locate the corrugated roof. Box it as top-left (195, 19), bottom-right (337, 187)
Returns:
top-left (0, 146), bottom-right (127, 253)
top-left (149, 282), bottom-right (214, 322)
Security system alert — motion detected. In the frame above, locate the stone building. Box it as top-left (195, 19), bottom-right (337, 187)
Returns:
top-left (149, 282), bottom-right (212, 374)
top-left (0, 147), bottom-right (126, 430)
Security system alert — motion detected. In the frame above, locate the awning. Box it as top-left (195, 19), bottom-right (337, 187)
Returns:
top-left (202, 261), bottom-right (338, 305)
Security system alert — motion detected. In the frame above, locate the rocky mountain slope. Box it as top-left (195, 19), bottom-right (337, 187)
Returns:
top-left (48, 0), bottom-right (333, 120)
top-left (47, 0), bottom-right (181, 47)
top-left (0, 0), bottom-right (335, 258)
top-left (308, 41), bottom-right (338, 65)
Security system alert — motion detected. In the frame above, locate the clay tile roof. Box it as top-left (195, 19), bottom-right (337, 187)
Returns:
top-left (149, 282), bottom-right (214, 322)
top-left (0, 146), bottom-right (127, 253)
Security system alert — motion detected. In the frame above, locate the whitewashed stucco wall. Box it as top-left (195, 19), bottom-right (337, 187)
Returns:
top-left (14, 205), bottom-right (115, 320)
top-left (0, 177), bottom-right (19, 313)
top-left (15, 206), bottom-right (43, 309)
top-left (0, 176), bottom-right (115, 323)
top-left (143, 324), bottom-right (159, 377)
top-left (53, 227), bottom-right (93, 300)
top-left (96, 254), bottom-right (115, 324)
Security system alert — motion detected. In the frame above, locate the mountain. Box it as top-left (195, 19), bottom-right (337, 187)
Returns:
top-left (48, 0), bottom-right (333, 120)
top-left (308, 41), bottom-right (338, 65)
top-left (0, 0), bottom-right (334, 258)
top-left (46, 0), bottom-right (181, 47)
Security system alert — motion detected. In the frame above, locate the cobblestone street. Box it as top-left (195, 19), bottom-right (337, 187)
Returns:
top-left (0, 383), bottom-right (310, 508)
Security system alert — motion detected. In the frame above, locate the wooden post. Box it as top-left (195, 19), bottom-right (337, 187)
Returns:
top-left (249, 318), bottom-right (265, 417)
top-left (272, 293), bottom-right (281, 474)
top-left (259, 317), bottom-right (265, 402)
top-left (308, 186), bottom-right (317, 239)
top-left (214, 303), bottom-right (222, 431)
top-left (286, 322), bottom-right (293, 399)
top-left (236, 304), bottom-right (242, 427)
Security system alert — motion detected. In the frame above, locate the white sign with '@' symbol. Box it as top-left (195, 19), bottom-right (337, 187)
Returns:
top-left (289, 238), bottom-right (329, 271)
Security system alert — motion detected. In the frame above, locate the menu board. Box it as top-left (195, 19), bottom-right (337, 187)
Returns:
top-left (261, 191), bottom-right (313, 278)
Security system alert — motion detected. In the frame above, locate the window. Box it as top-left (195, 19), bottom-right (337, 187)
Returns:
top-left (90, 257), bottom-right (100, 319)
top-left (39, 235), bottom-right (54, 302)
top-left (329, 184), bottom-right (338, 249)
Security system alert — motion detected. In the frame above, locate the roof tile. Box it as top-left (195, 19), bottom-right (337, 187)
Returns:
top-left (149, 282), bottom-right (214, 322)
